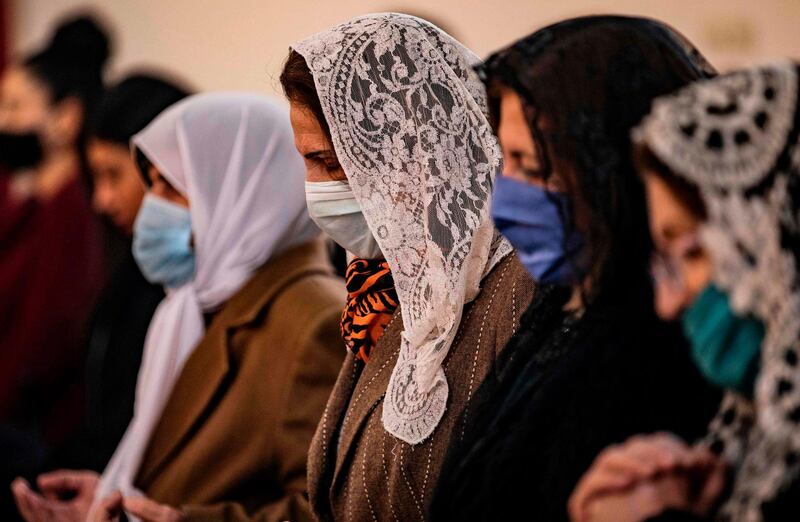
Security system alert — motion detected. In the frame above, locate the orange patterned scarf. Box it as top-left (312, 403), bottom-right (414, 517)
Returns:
top-left (341, 258), bottom-right (399, 363)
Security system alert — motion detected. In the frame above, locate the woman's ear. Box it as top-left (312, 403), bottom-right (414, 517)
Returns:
top-left (47, 96), bottom-right (84, 148)
top-left (147, 164), bottom-right (160, 186)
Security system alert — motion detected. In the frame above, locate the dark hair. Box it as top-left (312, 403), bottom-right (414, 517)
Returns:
top-left (91, 73), bottom-right (191, 146)
top-left (633, 142), bottom-right (707, 219)
top-left (481, 15), bottom-right (715, 303)
top-left (23, 14), bottom-right (111, 181)
top-left (24, 15), bottom-right (110, 114)
top-left (279, 50), bottom-right (332, 141)
top-left (134, 147), bottom-right (154, 187)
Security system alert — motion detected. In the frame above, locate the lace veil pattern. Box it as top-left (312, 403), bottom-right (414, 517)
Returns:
top-left (293, 13), bottom-right (511, 444)
top-left (636, 62), bottom-right (800, 520)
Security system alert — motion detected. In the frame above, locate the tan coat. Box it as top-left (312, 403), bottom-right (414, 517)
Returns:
top-left (134, 240), bottom-right (346, 522)
top-left (307, 254), bottom-right (535, 522)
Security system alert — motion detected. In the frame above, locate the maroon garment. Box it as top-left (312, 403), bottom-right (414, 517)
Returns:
top-left (0, 173), bottom-right (103, 445)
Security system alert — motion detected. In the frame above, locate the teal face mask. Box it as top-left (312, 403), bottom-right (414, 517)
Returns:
top-left (682, 284), bottom-right (763, 396)
top-left (133, 193), bottom-right (196, 288)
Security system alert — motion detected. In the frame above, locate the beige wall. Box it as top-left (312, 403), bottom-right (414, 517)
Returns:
top-left (11, 0), bottom-right (800, 95)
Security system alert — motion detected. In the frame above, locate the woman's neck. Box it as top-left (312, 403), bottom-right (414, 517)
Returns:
top-left (563, 287), bottom-right (584, 315)
top-left (563, 275), bottom-right (594, 315)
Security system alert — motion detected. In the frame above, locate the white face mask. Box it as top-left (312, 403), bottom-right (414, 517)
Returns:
top-left (305, 180), bottom-right (383, 259)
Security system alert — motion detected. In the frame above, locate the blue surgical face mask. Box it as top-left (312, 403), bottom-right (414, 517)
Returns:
top-left (305, 180), bottom-right (383, 259)
top-left (133, 193), bottom-right (196, 288)
top-left (682, 284), bottom-right (763, 396)
top-left (491, 175), bottom-right (585, 284)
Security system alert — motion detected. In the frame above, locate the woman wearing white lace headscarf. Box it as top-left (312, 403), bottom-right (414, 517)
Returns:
top-left (11, 93), bottom-right (345, 522)
top-left (280, 13), bottom-right (535, 521)
top-left (571, 62), bottom-right (800, 521)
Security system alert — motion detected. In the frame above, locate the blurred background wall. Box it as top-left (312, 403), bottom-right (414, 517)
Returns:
top-left (9, 0), bottom-right (800, 95)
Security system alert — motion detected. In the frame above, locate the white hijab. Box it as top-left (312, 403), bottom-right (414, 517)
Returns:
top-left (92, 93), bottom-right (319, 515)
top-left (293, 13), bottom-right (512, 444)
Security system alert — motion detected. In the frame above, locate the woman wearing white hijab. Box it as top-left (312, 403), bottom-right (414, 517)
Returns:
top-left (280, 13), bottom-right (535, 521)
top-left (11, 93), bottom-right (345, 522)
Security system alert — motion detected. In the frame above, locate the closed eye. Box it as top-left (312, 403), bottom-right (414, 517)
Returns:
top-left (305, 150), bottom-right (341, 172)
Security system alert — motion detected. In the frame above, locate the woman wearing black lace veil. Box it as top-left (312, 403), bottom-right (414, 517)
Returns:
top-left (430, 16), bottom-right (721, 521)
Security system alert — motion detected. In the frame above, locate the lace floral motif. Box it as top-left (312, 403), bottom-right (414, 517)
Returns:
top-left (294, 13), bottom-right (511, 444)
top-left (640, 63), bottom-right (797, 189)
top-left (637, 62), bottom-right (800, 521)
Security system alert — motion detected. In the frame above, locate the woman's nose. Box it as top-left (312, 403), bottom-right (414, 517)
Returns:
top-left (654, 278), bottom-right (689, 322)
top-left (93, 184), bottom-right (115, 215)
top-left (500, 159), bottom-right (526, 183)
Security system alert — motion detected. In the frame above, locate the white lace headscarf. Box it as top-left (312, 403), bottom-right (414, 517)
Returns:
top-left (92, 93), bottom-right (318, 518)
top-left (293, 13), bottom-right (512, 444)
top-left (635, 62), bottom-right (800, 521)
